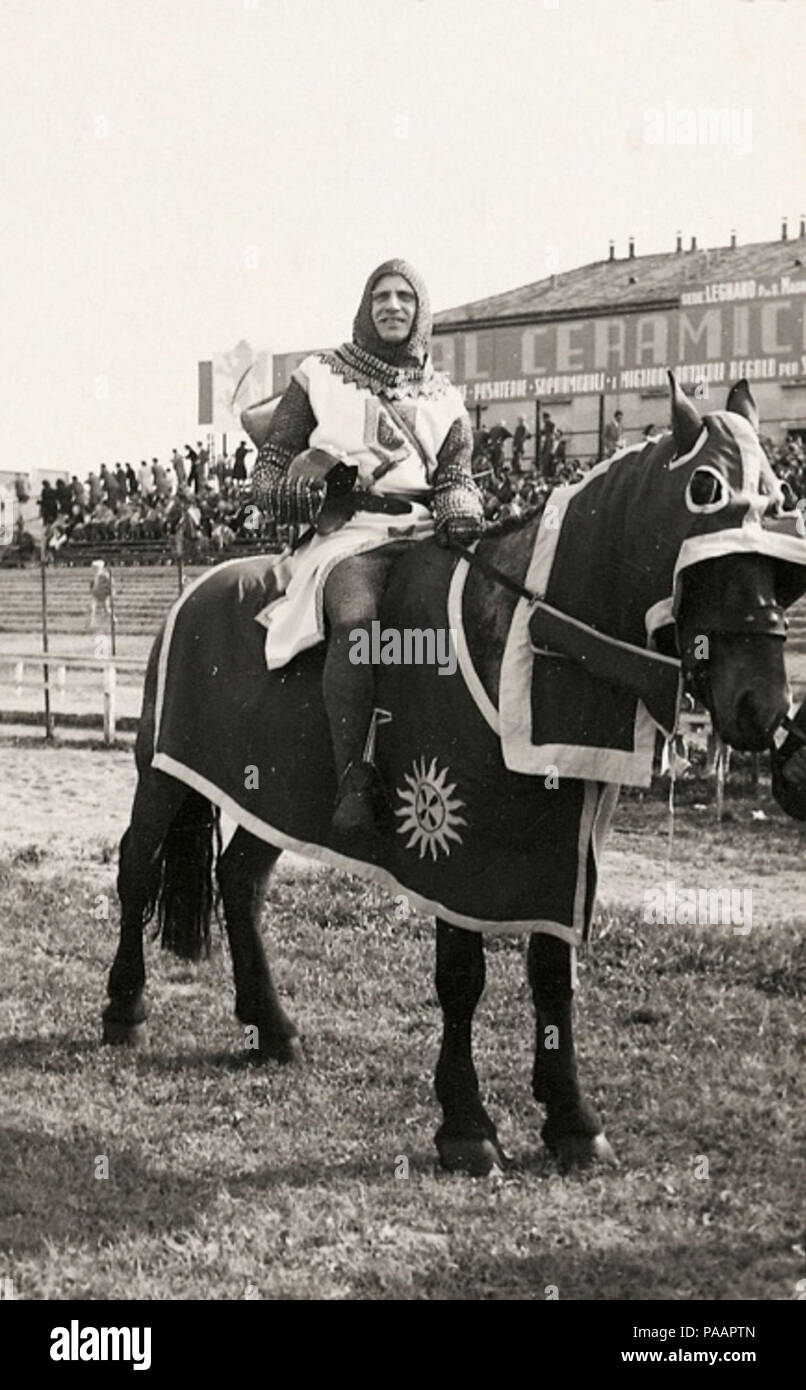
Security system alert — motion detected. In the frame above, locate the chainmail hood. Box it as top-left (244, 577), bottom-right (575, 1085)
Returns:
top-left (351, 258), bottom-right (432, 367)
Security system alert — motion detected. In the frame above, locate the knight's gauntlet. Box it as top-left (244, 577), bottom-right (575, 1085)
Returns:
top-left (252, 447), bottom-right (326, 530)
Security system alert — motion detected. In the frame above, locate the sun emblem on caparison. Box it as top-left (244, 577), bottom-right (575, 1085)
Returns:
top-left (395, 756), bottom-right (467, 860)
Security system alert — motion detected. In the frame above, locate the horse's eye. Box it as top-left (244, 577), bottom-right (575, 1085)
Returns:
top-left (686, 468), bottom-right (726, 511)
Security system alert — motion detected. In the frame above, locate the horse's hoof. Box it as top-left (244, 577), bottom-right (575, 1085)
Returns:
top-left (267, 1035), bottom-right (304, 1066)
top-left (549, 1130), bottom-right (618, 1173)
top-left (102, 1019), bottom-right (148, 1048)
top-left (244, 1034), bottom-right (304, 1065)
top-left (438, 1137), bottom-right (506, 1177)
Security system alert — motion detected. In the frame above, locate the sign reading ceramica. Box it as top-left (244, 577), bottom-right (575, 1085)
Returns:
top-left (427, 273), bottom-right (806, 400)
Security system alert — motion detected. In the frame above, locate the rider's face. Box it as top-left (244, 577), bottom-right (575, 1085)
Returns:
top-left (370, 274), bottom-right (417, 344)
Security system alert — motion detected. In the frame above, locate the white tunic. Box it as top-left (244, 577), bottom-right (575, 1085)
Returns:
top-left (260, 354), bottom-right (464, 670)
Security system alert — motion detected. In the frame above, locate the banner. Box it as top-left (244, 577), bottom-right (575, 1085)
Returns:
top-left (200, 342), bottom-right (272, 429)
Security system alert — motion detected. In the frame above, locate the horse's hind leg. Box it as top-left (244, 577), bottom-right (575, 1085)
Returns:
top-left (217, 828), bottom-right (302, 1064)
top-left (528, 932), bottom-right (617, 1171)
top-left (103, 770), bottom-right (187, 1046)
top-left (434, 921), bottom-right (507, 1176)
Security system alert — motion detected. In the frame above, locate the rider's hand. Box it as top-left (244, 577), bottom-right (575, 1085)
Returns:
top-left (435, 517), bottom-right (483, 548)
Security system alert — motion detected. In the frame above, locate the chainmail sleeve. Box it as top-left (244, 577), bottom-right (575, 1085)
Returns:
top-left (432, 412), bottom-right (485, 530)
top-left (251, 379), bottom-right (318, 508)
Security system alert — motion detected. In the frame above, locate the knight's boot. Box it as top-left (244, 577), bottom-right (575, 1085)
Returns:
top-left (331, 760), bottom-right (378, 839)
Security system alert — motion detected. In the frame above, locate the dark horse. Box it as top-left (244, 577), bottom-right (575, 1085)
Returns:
top-left (103, 376), bottom-right (806, 1174)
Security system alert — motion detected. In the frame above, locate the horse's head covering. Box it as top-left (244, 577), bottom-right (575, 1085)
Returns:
top-left (351, 258), bottom-right (432, 367)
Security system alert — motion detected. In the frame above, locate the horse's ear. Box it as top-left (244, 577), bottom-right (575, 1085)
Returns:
top-left (668, 371), bottom-right (702, 455)
top-left (726, 378), bottom-right (759, 433)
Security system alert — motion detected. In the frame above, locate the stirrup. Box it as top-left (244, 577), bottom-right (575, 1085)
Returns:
top-left (331, 760), bottom-right (378, 839)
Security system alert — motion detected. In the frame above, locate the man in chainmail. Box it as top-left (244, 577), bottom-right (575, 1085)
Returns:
top-left (252, 258), bottom-right (484, 840)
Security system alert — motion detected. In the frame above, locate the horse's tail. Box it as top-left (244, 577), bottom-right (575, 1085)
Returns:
top-left (154, 791), bottom-right (220, 961)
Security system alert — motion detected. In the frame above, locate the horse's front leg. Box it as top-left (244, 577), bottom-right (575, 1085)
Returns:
top-left (434, 920), bottom-right (506, 1176)
top-left (217, 828), bottom-right (302, 1064)
top-left (528, 932), bottom-right (616, 1170)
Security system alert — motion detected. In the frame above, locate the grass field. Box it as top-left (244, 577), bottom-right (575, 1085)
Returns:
top-left (0, 737), bottom-right (804, 1301)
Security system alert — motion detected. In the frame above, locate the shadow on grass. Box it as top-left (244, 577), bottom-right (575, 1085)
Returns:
top-left (0, 1030), bottom-right (298, 1076)
top-left (368, 1234), bottom-right (792, 1300)
top-left (0, 1124), bottom-right (220, 1258)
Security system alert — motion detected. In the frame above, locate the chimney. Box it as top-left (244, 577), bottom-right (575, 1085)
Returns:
top-left (608, 240), bottom-right (615, 261)
top-left (628, 236), bottom-right (635, 259)
top-left (675, 231), bottom-right (683, 253)
top-left (730, 228), bottom-right (737, 249)
top-left (782, 217), bottom-right (788, 242)
top-left (690, 235), bottom-right (697, 252)
top-left (800, 214), bottom-right (805, 239)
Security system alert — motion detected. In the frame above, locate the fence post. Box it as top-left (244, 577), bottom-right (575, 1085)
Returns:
top-left (109, 568), bottom-right (117, 656)
top-left (103, 662), bottom-right (116, 745)
top-left (40, 541), bottom-right (54, 740)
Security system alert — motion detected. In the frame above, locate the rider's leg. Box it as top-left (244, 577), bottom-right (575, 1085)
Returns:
top-left (322, 549), bottom-right (396, 834)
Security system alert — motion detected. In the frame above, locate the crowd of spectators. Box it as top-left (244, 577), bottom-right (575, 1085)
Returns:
top-left (31, 441), bottom-right (263, 555)
top-left (18, 425), bottom-right (806, 558)
top-left (766, 433), bottom-right (806, 503)
top-left (472, 415), bottom-right (806, 524)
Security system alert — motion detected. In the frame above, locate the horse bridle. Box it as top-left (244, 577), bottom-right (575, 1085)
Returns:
top-left (450, 541), bottom-right (791, 701)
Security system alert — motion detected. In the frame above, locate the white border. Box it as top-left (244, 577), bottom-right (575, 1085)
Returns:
top-left (446, 556), bottom-right (500, 734)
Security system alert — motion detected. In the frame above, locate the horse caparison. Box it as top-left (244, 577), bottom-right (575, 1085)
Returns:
top-left (103, 375), bottom-right (804, 1174)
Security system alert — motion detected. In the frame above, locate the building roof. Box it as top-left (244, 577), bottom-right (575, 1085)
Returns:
top-left (434, 236), bottom-right (806, 328)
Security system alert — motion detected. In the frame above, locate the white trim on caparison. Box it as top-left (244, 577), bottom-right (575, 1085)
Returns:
top-left (667, 426), bottom-right (708, 471)
top-left (446, 555), bottom-right (500, 734)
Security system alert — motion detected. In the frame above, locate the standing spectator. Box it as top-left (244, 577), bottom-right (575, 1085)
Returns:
top-left (472, 423), bottom-right (491, 462)
top-left (512, 415), bottom-right (531, 472)
top-left (214, 453), bottom-right (228, 490)
top-left (185, 443), bottom-right (199, 490)
top-left (55, 477), bottom-right (72, 515)
top-left (195, 439), bottom-right (209, 494)
top-left (138, 459), bottom-right (153, 496)
top-left (114, 462), bottom-right (127, 497)
top-left (488, 419), bottom-right (512, 469)
top-left (38, 480), bottom-right (59, 525)
top-left (539, 412), bottom-right (558, 480)
top-left (71, 475), bottom-right (87, 511)
top-left (232, 440), bottom-right (251, 482)
top-left (14, 473), bottom-right (29, 506)
top-left (603, 409), bottom-right (625, 458)
top-left (87, 470), bottom-right (103, 507)
top-left (89, 559), bottom-right (112, 628)
top-left (153, 457), bottom-right (169, 499)
top-left (104, 465), bottom-right (121, 510)
top-left (125, 462), bottom-right (138, 494)
top-left (171, 447), bottom-right (187, 488)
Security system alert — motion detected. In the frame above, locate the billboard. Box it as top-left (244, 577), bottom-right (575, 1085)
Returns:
top-left (430, 272), bottom-right (806, 402)
top-left (199, 341), bottom-right (272, 429)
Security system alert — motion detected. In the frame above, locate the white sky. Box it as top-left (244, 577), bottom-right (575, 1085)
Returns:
top-left (2, 0), bottom-right (804, 472)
